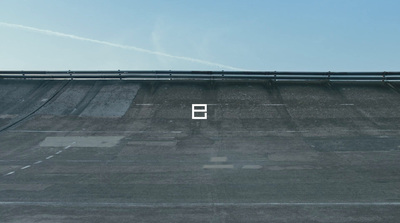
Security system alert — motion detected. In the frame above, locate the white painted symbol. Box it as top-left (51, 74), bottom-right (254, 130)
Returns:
top-left (21, 165), bottom-right (31, 170)
top-left (192, 104), bottom-right (207, 120)
top-left (4, 171), bottom-right (15, 176)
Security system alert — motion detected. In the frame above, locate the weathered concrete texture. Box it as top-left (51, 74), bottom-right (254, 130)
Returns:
top-left (40, 136), bottom-right (124, 148)
top-left (0, 80), bottom-right (66, 130)
top-left (1, 80), bottom-right (400, 222)
top-left (36, 81), bottom-right (140, 117)
top-left (78, 82), bottom-right (140, 117)
top-left (1, 204), bottom-right (400, 223)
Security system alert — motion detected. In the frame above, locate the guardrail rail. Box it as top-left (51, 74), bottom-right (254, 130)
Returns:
top-left (1, 70), bottom-right (400, 82)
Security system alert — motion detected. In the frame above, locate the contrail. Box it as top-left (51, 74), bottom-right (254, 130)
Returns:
top-left (0, 22), bottom-right (245, 71)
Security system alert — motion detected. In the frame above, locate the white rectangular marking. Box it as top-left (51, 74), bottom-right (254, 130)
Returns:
top-left (340, 104), bottom-right (354, 106)
top-left (21, 165), bottom-right (31, 170)
top-left (210, 157), bottom-right (227, 162)
top-left (55, 151), bottom-right (62, 154)
top-left (242, 165), bottom-right (262, 169)
top-left (64, 145), bottom-right (71, 149)
top-left (203, 165), bottom-right (234, 169)
top-left (46, 155), bottom-right (54, 160)
top-left (33, 161), bottom-right (42, 165)
top-left (4, 171), bottom-right (15, 176)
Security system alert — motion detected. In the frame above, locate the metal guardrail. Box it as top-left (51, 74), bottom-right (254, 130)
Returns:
top-left (0, 70), bottom-right (400, 82)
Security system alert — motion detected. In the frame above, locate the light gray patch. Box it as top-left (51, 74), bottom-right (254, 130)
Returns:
top-left (203, 165), bottom-right (234, 169)
top-left (242, 165), bottom-right (262, 169)
top-left (128, 141), bottom-right (177, 147)
top-left (0, 114), bottom-right (18, 119)
top-left (268, 152), bottom-right (318, 162)
top-left (40, 136), bottom-right (124, 148)
top-left (210, 157), bottom-right (227, 162)
top-left (79, 84), bottom-right (140, 117)
top-left (267, 165), bottom-right (319, 171)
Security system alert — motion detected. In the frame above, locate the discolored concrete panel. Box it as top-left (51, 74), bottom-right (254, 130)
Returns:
top-left (79, 83), bottom-right (140, 117)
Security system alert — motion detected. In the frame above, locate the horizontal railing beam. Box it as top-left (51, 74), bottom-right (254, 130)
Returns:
top-left (1, 70), bottom-right (400, 82)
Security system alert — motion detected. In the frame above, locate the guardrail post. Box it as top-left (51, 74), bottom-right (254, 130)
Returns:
top-left (328, 71), bottom-right (331, 83)
top-left (383, 71), bottom-right (386, 83)
top-left (118, 69), bottom-right (122, 80)
top-left (22, 72), bottom-right (25, 80)
top-left (69, 70), bottom-right (73, 80)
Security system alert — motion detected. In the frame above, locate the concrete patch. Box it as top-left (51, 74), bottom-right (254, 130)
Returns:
top-left (267, 165), bottom-right (319, 171)
top-left (203, 165), bottom-right (234, 169)
top-left (79, 84), bottom-right (140, 117)
top-left (40, 136), bottom-right (124, 148)
top-left (0, 114), bottom-right (17, 119)
top-left (242, 165), bottom-right (262, 169)
top-left (210, 157), bottom-right (227, 162)
top-left (128, 141), bottom-right (177, 147)
top-left (268, 152), bottom-right (318, 162)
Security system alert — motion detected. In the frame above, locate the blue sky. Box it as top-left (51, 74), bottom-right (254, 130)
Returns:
top-left (0, 0), bottom-right (399, 71)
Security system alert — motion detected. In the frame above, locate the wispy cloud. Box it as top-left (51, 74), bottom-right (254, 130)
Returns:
top-left (0, 22), bottom-right (245, 71)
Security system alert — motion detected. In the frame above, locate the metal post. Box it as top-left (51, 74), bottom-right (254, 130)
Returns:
top-left (328, 71), bottom-right (331, 83)
top-left (383, 71), bottom-right (386, 83)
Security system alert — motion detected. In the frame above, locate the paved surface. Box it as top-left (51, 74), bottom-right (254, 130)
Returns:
top-left (1, 80), bottom-right (400, 222)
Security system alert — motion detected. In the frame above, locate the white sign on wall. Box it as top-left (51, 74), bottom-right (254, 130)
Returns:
top-left (192, 104), bottom-right (207, 120)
